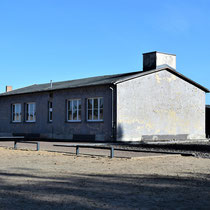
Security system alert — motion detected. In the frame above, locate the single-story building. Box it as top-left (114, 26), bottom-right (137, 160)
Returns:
top-left (0, 51), bottom-right (209, 142)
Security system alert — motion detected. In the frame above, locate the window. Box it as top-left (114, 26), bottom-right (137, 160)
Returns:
top-left (48, 101), bottom-right (53, 122)
top-left (12, 104), bottom-right (21, 122)
top-left (26, 103), bottom-right (36, 122)
top-left (67, 99), bottom-right (81, 122)
top-left (87, 97), bottom-right (103, 121)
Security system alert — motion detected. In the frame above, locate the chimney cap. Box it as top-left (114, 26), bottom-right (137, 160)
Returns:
top-left (6, 86), bottom-right (12, 92)
top-left (143, 51), bottom-right (176, 56)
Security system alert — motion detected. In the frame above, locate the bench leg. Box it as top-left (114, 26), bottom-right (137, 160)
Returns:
top-left (76, 146), bottom-right (79, 156)
top-left (14, 141), bottom-right (17, 150)
top-left (37, 142), bottom-right (40, 151)
top-left (110, 147), bottom-right (114, 158)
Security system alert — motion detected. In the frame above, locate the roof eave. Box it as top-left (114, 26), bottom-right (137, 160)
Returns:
top-left (0, 82), bottom-right (114, 98)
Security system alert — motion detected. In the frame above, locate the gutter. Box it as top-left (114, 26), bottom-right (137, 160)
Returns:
top-left (109, 85), bottom-right (116, 140)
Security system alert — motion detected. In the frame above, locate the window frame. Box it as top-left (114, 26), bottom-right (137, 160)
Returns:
top-left (67, 99), bottom-right (81, 122)
top-left (48, 101), bottom-right (53, 122)
top-left (87, 97), bottom-right (103, 122)
top-left (12, 103), bottom-right (22, 123)
top-left (25, 102), bottom-right (36, 122)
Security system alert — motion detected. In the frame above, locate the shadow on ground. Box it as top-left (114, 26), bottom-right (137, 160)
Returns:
top-left (0, 171), bottom-right (210, 209)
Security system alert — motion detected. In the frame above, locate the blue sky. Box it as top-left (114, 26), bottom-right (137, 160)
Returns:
top-left (0, 0), bottom-right (209, 103)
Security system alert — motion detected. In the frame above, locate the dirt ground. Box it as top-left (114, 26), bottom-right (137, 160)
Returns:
top-left (0, 146), bottom-right (210, 210)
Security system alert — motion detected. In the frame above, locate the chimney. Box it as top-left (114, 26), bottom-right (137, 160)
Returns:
top-left (6, 86), bottom-right (12, 92)
top-left (143, 51), bottom-right (176, 71)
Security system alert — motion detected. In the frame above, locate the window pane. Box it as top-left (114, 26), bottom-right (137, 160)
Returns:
top-left (29, 104), bottom-right (33, 116)
top-left (100, 98), bottom-right (103, 109)
top-left (78, 100), bottom-right (81, 110)
top-left (69, 101), bottom-right (72, 112)
top-left (78, 109), bottom-right (81, 120)
top-left (100, 109), bottom-right (103, 120)
top-left (33, 104), bottom-right (36, 121)
top-left (48, 102), bottom-right (52, 121)
top-left (33, 104), bottom-right (36, 114)
top-left (29, 105), bottom-right (33, 121)
top-left (100, 98), bottom-right (103, 120)
top-left (26, 104), bottom-right (29, 121)
top-left (19, 104), bottom-right (22, 121)
top-left (16, 113), bottom-right (20, 121)
top-left (12, 105), bottom-right (15, 121)
top-left (73, 100), bottom-right (77, 120)
top-left (88, 110), bottom-right (92, 120)
top-left (73, 109), bottom-right (77, 120)
top-left (68, 110), bottom-right (72, 121)
top-left (93, 110), bottom-right (98, 120)
top-left (17, 105), bottom-right (20, 117)
top-left (88, 99), bottom-right (92, 109)
top-left (78, 100), bottom-right (81, 120)
top-left (73, 100), bottom-right (77, 110)
top-left (94, 98), bottom-right (98, 109)
top-left (15, 105), bottom-right (18, 113)
top-left (49, 112), bottom-right (52, 121)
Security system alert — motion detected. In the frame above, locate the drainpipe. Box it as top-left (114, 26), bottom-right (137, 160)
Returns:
top-left (109, 86), bottom-right (115, 140)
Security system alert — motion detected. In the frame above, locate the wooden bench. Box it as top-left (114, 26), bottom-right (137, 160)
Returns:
top-left (53, 144), bottom-right (115, 158)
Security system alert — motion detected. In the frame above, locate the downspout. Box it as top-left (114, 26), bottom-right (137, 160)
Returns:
top-left (109, 86), bottom-right (115, 141)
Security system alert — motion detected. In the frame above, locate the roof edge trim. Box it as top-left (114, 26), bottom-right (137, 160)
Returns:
top-left (114, 67), bottom-right (209, 93)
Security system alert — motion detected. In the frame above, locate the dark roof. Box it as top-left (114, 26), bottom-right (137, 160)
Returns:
top-left (0, 71), bottom-right (140, 97)
top-left (206, 105), bottom-right (210, 109)
top-left (0, 65), bottom-right (209, 97)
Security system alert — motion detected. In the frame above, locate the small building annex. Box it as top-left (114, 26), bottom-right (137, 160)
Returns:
top-left (0, 51), bottom-right (209, 142)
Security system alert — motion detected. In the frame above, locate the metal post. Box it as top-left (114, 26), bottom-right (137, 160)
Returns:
top-left (110, 147), bottom-right (114, 158)
top-left (76, 146), bottom-right (79, 156)
top-left (37, 142), bottom-right (40, 151)
top-left (14, 141), bottom-right (17, 149)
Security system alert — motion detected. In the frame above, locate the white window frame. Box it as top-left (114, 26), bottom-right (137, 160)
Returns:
top-left (25, 102), bottom-right (36, 122)
top-left (67, 99), bottom-right (81, 122)
top-left (87, 97), bottom-right (103, 122)
top-left (48, 101), bottom-right (53, 122)
top-left (12, 103), bottom-right (21, 122)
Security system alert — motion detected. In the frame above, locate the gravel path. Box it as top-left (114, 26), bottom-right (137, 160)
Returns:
top-left (115, 142), bottom-right (210, 159)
